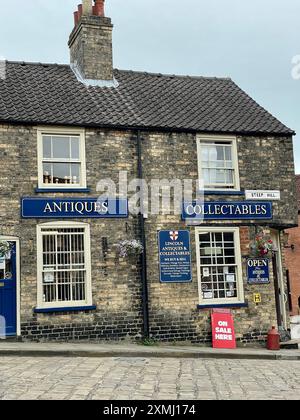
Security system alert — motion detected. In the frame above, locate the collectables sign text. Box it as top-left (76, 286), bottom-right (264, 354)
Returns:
top-left (182, 201), bottom-right (272, 220)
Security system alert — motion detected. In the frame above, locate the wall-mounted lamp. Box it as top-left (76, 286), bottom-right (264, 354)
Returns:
top-left (282, 232), bottom-right (295, 250)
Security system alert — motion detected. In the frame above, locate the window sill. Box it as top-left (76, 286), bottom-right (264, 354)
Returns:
top-left (199, 190), bottom-right (245, 196)
top-left (197, 302), bottom-right (248, 310)
top-left (35, 188), bottom-right (91, 193)
top-left (34, 305), bottom-right (96, 314)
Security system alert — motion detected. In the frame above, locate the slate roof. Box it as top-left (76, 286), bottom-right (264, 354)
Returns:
top-left (0, 61), bottom-right (294, 135)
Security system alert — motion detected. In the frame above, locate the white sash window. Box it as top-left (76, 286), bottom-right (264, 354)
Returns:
top-left (37, 127), bottom-right (87, 189)
top-left (196, 227), bottom-right (244, 305)
top-left (197, 135), bottom-right (240, 191)
top-left (37, 222), bottom-right (92, 308)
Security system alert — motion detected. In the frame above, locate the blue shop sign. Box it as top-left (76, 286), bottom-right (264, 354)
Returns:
top-left (247, 258), bottom-right (270, 284)
top-left (182, 201), bottom-right (272, 220)
top-left (21, 198), bottom-right (128, 219)
top-left (158, 230), bottom-right (192, 283)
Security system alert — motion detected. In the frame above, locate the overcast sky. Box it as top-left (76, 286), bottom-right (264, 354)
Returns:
top-left (0, 0), bottom-right (300, 171)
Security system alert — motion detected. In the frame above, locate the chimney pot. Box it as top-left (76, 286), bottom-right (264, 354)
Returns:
top-left (78, 4), bottom-right (83, 19)
top-left (93, 0), bottom-right (105, 17)
top-left (69, 0), bottom-right (113, 82)
top-left (74, 11), bottom-right (79, 26)
top-left (82, 0), bottom-right (93, 16)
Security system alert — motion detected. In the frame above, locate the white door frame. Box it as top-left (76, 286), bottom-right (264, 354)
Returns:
top-left (0, 236), bottom-right (21, 337)
top-left (270, 230), bottom-right (288, 330)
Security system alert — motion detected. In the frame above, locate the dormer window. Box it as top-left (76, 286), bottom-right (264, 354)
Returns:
top-left (37, 128), bottom-right (86, 190)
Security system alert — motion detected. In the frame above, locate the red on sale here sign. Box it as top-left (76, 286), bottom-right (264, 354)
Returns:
top-left (211, 310), bottom-right (236, 349)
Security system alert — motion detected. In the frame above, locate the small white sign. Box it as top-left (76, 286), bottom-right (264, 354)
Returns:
top-left (44, 272), bottom-right (55, 283)
top-left (204, 247), bottom-right (222, 255)
top-left (203, 267), bottom-right (210, 277)
top-left (226, 274), bottom-right (235, 283)
top-left (0, 259), bottom-right (5, 270)
top-left (245, 190), bottom-right (281, 201)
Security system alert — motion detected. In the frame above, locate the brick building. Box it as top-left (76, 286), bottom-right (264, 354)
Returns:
top-left (0, 0), bottom-right (297, 344)
top-left (285, 175), bottom-right (300, 316)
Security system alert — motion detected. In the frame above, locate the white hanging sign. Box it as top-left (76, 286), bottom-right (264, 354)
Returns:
top-left (245, 190), bottom-right (281, 201)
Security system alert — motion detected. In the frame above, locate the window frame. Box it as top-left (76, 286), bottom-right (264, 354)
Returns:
top-left (36, 221), bottom-right (92, 309)
top-left (37, 127), bottom-right (87, 190)
top-left (195, 226), bottom-right (244, 305)
top-left (197, 135), bottom-right (240, 191)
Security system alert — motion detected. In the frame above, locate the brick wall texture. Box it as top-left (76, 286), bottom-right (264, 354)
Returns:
top-left (285, 214), bottom-right (300, 315)
top-left (0, 124), bottom-right (297, 344)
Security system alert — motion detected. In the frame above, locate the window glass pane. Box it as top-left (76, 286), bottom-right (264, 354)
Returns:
top-left (43, 163), bottom-right (52, 184)
top-left (209, 169), bottom-right (217, 184)
top-left (199, 232), bottom-right (210, 242)
top-left (52, 137), bottom-right (70, 159)
top-left (225, 146), bottom-right (232, 161)
top-left (216, 146), bottom-right (225, 162)
top-left (71, 137), bottom-right (80, 159)
top-left (224, 232), bottom-right (234, 242)
top-left (202, 169), bottom-right (210, 184)
top-left (216, 170), bottom-right (226, 184)
top-left (70, 164), bottom-right (81, 185)
top-left (208, 146), bottom-right (217, 161)
top-left (43, 136), bottom-right (52, 158)
top-left (201, 146), bottom-right (209, 162)
top-left (52, 163), bottom-right (71, 184)
top-left (227, 170), bottom-right (234, 184)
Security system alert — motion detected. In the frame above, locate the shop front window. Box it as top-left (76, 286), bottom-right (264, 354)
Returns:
top-left (37, 223), bottom-right (92, 308)
top-left (196, 227), bottom-right (244, 304)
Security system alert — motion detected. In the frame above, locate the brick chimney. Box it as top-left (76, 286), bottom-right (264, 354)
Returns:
top-left (68, 0), bottom-right (114, 84)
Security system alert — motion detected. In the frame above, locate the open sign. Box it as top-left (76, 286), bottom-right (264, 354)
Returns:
top-left (247, 258), bottom-right (270, 284)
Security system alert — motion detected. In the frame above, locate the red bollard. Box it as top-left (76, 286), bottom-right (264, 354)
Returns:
top-left (266, 326), bottom-right (280, 350)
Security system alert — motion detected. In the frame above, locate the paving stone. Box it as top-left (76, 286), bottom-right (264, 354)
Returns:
top-left (0, 356), bottom-right (299, 400)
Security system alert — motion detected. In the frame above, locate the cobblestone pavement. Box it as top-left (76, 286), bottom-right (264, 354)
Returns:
top-left (0, 357), bottom-right (299, 400)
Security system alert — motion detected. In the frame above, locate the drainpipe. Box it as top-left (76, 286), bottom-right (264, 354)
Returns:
top-left (136, 130), bottom-right (150, 338)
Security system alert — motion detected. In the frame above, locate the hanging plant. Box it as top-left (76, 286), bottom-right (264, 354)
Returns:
top-left (0, 241), bottom-right (12, 258)
top-left (117, 239), bottom-right (144, 258)
top-left (249, 228), bottom-right (274, 259)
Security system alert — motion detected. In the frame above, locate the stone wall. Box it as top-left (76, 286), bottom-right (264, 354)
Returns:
top-left (141, 131), bottom-right (297, 343)
top-left (0, 124), bottom-right (142, 341)
top-left (69, 15), bottom-right (114, 81)
top-left (0, 124), bottom-right (297, 343)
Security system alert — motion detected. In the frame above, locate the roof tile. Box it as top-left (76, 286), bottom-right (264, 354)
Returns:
top-left (0, 61), bottom-right (294, 135)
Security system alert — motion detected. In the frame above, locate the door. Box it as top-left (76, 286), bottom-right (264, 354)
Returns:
top-left (0, 242), bottom-right (17, 337)
top-left (271, 230), bottom-right (288, 330)
top-left (272, 252), bottom-right (283, 327)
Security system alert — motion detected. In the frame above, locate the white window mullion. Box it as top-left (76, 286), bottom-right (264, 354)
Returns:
top-left (37, 222), bottom-right (92, 309)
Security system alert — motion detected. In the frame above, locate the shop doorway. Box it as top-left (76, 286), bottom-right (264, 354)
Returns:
top-left (271, 230), bottom-right (288, 330)
top-left (0, 238), bottom-right (20, 337)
